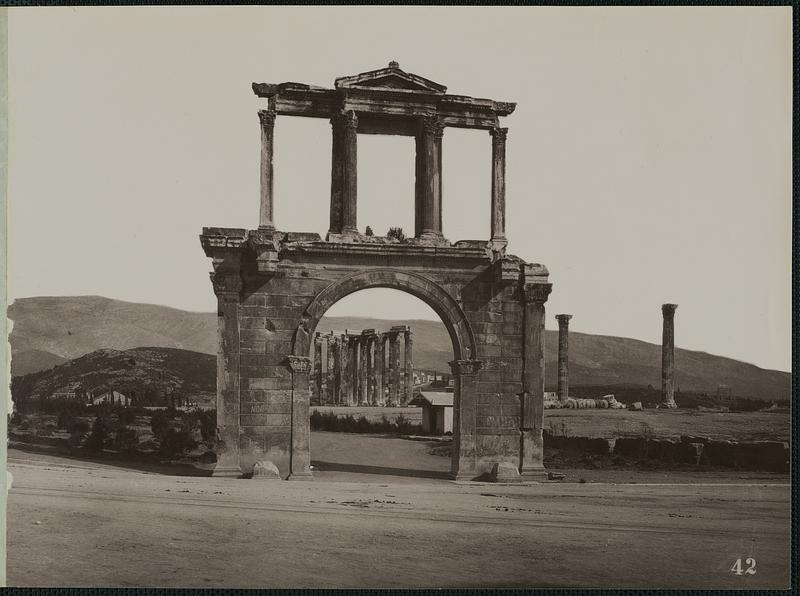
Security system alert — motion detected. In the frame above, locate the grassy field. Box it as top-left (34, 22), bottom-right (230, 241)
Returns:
top-left (312, 405), bottom-right (789, 442)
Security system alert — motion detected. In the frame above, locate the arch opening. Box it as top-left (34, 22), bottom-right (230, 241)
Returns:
top-left (299, 285), bottom-right (463, 482)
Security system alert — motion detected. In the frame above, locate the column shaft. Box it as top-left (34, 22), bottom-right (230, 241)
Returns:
top-left (521, 284), bottom-right (551, 477)
top-left (661, 304), bottom-right (678, 408)
top-left (375, 335), bottom-right (385, 406)
top-left (359, 338), bottom-right (368, 405)
top-left (490, 127), bottom-right (508, 245)
top-left (389, 334), bottom-right (400, 405)
top-left (556, 314), bottom-right (572, 402)
top-left (340, 111), bottom-right (358, 233)
top-left (404, 329), bottom-right (414, 405)
top-left (258, 110), bottom-right (276, 230)
top-left (417, 117), bottom-right (444, 238)
top-left (313, 336), bottom-right (323, 405)
top-left (329, 117), bottom-right (343, 234)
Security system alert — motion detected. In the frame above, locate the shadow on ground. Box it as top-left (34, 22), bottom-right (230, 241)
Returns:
top-left (9, 443), bottom-right (213, 477)
top-left (311, 459), bottom-right (451, 480)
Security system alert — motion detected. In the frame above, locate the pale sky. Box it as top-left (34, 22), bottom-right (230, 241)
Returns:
top-left (6, 6), bottom-right (792, 371)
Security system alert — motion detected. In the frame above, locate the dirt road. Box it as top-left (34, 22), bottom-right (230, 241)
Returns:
top-left (7, 445), bottom-right (790, 589)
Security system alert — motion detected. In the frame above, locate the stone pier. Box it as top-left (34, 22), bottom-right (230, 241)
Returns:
top-left (661, 304), bottom-right (678, 409)
top-left (556, 314), bottom-right (572, 403)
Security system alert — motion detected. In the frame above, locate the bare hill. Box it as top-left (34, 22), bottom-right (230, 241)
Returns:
top-left (8, 296), bottom-right (790, 400)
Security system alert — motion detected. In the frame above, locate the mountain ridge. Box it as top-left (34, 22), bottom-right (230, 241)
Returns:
top-left (7, 296), bottom-right (790, 400)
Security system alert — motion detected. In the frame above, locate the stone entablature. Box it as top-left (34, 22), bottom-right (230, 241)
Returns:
top-left (253, 62), bottom-right (514, 253)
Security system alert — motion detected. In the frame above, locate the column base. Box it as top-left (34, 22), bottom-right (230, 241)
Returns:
top-left (661, 401), bottom-right (678, 409)
top-left (287, 472), bottom-right (315, 481)
top-left (521, 465), bottom-right (548, 481)
top-left (212, 465), bottom-right (243, 478)
top-left (417, 230), bottom-right (448, 246)
top-left (450, 470), bottom-right (481, 482)
top-left (487, 237), bottom-right (508, 254)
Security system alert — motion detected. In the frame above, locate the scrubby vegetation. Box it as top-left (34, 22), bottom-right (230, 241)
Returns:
top-left (9, 400), bottom-right (217, 463)
top-left (310, 410), bottom-right (421, 435)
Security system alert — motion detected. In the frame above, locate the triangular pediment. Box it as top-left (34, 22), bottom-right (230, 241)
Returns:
top-left (335, 62), bottom-right (447, 94)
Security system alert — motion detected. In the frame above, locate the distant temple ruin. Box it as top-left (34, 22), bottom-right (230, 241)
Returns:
top-left (312, 326), bottom-right (413, 406)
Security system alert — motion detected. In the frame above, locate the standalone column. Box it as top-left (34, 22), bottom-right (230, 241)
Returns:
top-left (489, 127), bottom-right (508, 250)
top-left (416, 116), bottom-right (444, 240)
top-left (520, 283), bottom-right (552, 478)
top-left (661, 304), bottom-right (678, 408)
top-left (335, 110), bottom-right (358, 234)
top-left (258, 110), bottom-right (276, 230)
top-left (404, 329), bottom-right (414, 405)
top-left (556, 314), bottom-right (572, 403)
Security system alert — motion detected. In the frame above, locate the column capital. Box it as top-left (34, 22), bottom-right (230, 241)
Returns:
top-left (490, 127), bottom-right (508, 144)
top-left (449, 359), bottom-right (482, 376)
top-left (522, 283), bottom-right (552, 304)
top-left (420, 115), bottom-right (444, 138)
top-left (258, 109), bottom-right (276, 129)
top-left (333, 110), bottom-right (359, 130)
top-left (210, 271), bottom-right (242, 299)
top-left (287, 356), bottom-right (312, 373)
top-left (662, 303), bottom-right (678, 316)
top-left (555, 314), bottom-right (573, 325)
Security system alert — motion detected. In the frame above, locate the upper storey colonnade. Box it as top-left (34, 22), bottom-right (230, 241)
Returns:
top-left (253, 61), bottom-right (514, 252)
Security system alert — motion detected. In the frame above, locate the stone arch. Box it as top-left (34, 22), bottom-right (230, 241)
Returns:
top-left (292, 268), bottom-right (476, 362)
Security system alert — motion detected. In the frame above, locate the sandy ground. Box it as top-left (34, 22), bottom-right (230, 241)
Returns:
top-left (7, 434), bottom-right (790, 589)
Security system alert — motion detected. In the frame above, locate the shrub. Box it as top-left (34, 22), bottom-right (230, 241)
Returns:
top-left (158, 428), bottom-right (197, 458)
top-left (112, 425), bottom-right (139, 453)
top-left (84, 416), bottom-right (113, 451)
top-left (117, 408), bottom-right (137, 425)
top-left (387, 227), bottom-right (406, 242)
top-left (150, 409), bottom-right (173, 440)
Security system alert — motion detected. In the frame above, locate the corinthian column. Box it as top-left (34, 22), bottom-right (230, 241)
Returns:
top-left (416, 116), bottom-right (444, 240)
top-left (338, 110), bottom-right (358, 234)
top-left (404, 328), bottom-right (414, 405)
top-left (489, 127), bottom-right (508, 251)
top-left (661, 304), bottom-right (678, 408)
top-left (258, 110), bottom-right (276, 230)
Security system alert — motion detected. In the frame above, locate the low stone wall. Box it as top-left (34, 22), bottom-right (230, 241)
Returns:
top-left (544, 431), bottom-right (789, 473)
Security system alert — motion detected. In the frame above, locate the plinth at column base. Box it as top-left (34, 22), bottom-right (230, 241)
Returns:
top-left (212, 466), bottom-right (243, 478)
top-left (661, 401), bottom-right (678, 409)
top-left (487, 237), bottom-right (508, 254)
top-left (521, 466), bottom-right (548, 481)
top-left (450, 471), bottom-right (480, 482)
top-left (287, 472), bottom-right (315, 481)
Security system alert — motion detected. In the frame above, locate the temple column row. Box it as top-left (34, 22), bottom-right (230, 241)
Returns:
top-left (311, 328), bottom-right (414, 406)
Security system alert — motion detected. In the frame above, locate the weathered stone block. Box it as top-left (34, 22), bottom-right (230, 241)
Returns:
top-left (252, 460), bottom-right (282, 480)
top-left (489, 461), bottom-right (522, 483)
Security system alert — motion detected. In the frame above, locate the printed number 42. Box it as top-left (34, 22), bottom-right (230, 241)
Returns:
top-left (731, 558), bottom-right (756, 576)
